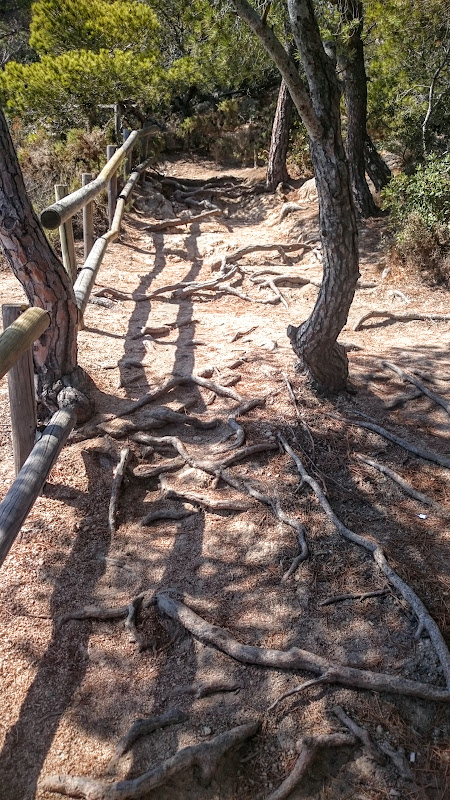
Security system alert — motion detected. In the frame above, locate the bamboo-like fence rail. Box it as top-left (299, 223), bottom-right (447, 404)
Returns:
top-left (0, 125), bottom-right (154, 569)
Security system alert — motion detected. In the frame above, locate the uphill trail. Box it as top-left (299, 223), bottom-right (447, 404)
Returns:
top-left (0, 157), bottom-right (449, 800)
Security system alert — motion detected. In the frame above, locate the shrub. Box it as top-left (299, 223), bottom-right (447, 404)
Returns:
top-left (382, 154), bottom-right (450, 285)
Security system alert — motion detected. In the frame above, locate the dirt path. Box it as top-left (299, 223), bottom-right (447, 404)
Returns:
top-left (0, 158), bottom-right (449, 800)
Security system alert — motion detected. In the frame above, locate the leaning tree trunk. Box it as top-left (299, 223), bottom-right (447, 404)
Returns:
top-left (229, 0), bottom-right (360, 392)
top-left (338, 2), bottom-right (379, 218)
top-left (266, 79), bottom-right (293, 191)
top-left (0, 105), bottom-right (78, 389)
top-left (364, 133), bottom-right (391, 192)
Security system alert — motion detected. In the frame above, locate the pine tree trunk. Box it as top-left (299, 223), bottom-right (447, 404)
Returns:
top-left (364, 133), bottom-right (391, 192)
top-left (338, 2), bottom-right (379, 218)
top-left (287, 114), bottom-right (359, 392)
top-left (266, 80), bottom-right (293, 191)
top-left (0, 106), bottom-right (78, 389)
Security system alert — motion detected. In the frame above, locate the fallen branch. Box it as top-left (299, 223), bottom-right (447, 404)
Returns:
top-left (163, 592), bottom-right (450, 702)
top-left (263, 733), bottom-right (356, 800)
top-left (107, 709), bottom-right (188, 774)
top-left (108, 447), bottom-right (131, 534)
top-left (277, 433), bottom-right (450, 689)
top-left (42, 721), bottom-right (260, 799)
top-left (338, 415), bottom-right (450, 469)
top-left (354, 310), bottom-right (450, 331)
top-left (267, 675), bottom-right (330, 712)
top-left (356, 454), bottom-right (449, 515)
top-left (332, 706), bottom-right (384, 764)
top-left (383, 360), bottom-right (450, 418)
top-left (319, 589), bottom-right (389, 607)
top-left (145, 208), bottom-right (220, 232)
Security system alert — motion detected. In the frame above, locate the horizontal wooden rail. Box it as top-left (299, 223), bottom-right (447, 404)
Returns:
top-left (73, 157), bottom-right (152, 316)
top-left (0, 307), bottom-right (50, 381)
top-left (40, 128), bottom-right (153, 229)
top-left (0, 407), bottom-right (76, 568)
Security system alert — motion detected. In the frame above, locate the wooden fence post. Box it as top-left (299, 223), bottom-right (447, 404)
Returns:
top-left (114, 103), bottom-right (121, 143)
top-left (2, 305), bottom-right (37, 475)
top-left (54, 184), bottom-right (77, 282)
top-left (82, 173), bottom-right (94, 260)
top-left (106, 145), bottom-right (118, 229)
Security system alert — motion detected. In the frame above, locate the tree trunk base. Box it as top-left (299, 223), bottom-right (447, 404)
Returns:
top-left (287, 325), bottom-right (349, 393)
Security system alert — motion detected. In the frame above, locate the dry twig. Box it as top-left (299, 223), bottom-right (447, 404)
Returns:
top-left (108, 447), bottom-right (131, 534)
top-left (356, 454), bottom-right (449, 515)
top-left (319, 589), bottom-right (389, 607)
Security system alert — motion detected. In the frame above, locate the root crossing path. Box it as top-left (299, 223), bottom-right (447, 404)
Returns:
top-left (0, 158), bottom-right (450, 800)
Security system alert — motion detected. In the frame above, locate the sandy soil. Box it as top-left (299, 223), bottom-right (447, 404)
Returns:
top-left (0, 157), bottom-right (449, 800)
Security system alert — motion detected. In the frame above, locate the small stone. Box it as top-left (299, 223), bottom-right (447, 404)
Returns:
top-left (376, 725), bottom-right (383, 735)
top-left (202, 726), bottom-right (212, 736)
top-left (389, 791), bottom-right (400, 797)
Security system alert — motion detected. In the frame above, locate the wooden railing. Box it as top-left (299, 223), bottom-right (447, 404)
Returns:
top-left (0, 126), bottom-right (154, 569)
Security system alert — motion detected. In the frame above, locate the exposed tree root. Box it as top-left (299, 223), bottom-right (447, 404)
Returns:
top-left (267, 676), bottom-right (330, 711)
top-left (117, 374), bottom-right (250, 418)
top-left (93, 287), bottom-right (147, 302)
top-left (124, 594), bottom-right (146, 650)
top-left (263, 733), bottom-right (356, 800)
top-left (100, 408), bottom-right (221, 439)
top-left (332, 706), bottom-right (384, 764)
top-left (356, 454), bottom-right (449, 515)
top-left (145, 208), bottom-right (220, 232)
top-left (132, 458), bottom-right (186, 479)
top-left (106, 709), bottom-right (188, 774)
top-left (383, 360), bottom-right (450, 418)
top-left (277, 433), bottom-right (450, 688)
top-left (378, 739), bottom-right (413, 779)
top-left (160, 476), bottom-right (254, 513)
top-left (108, 447), bottom-right (131, 534)
top-left (209, 242), bottom-right (310, 272)
top-left (338, 415), bottom-right (450, 469)
top-left (275, 201), bottom-right (305, 224)
top-left (156, 592), bottom-right (450, 702)
top-left (173, 679), bottom-right (241, 699)
top-left (146, 267), bottom-right (238, 300)
top-left (319, 589), bottom-right (389, 607)
top-left (42, 721), bottom-right (260, 799)
top-left (383, 388), bottom-right (423, 409)
top-left (354, 310), bottom-right (450, 331)
top-left (141, 508), bottom-right (197, 526)
top-left (56, 592), bottom-right (155, 631)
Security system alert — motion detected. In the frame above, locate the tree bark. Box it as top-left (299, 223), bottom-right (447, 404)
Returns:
top-left (337, 1), bottom-right (379, 218)
top-left (364, 133), bottom-right (391, 192)
top-left (230, 0), bottom-right (359, 392)
top-left (266, 80), bottom-right (293, 191)
top-left (0, 105), bottom-right (78, 389)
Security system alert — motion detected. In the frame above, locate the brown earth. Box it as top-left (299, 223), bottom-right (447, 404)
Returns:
top-left (0, 157), bottom-right (449, 800)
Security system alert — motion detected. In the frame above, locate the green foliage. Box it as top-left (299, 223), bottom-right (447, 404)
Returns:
top-left (29, 0), bottom-right (160, 56)
top-left (382, 154), bottom-right (450, 229)
top-left (365, 0), bottom-right (450, 155)
top-left (382, 154), bottom-right (450, 284)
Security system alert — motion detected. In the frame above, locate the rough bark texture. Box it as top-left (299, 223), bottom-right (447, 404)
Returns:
top-left (286, 0), bottom-right (359, 391)
top-left (266, 80), bottom-right (293, 191)
top-left (337, 2), bottom-right (379, 218)
top-left (364, 133), bottom-right (391, 192)
top-left (0, 105), bottom-right (78, 388)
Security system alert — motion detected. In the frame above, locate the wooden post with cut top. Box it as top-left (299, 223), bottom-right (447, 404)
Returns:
top-left (54, 184), bottom-right (77, 282)
top-left (2, 305), bottom-right (38, 474)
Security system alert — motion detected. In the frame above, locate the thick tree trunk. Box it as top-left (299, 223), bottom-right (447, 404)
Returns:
top-left (266, 80), bottom-right (293, 191)
top-left (364, 133), bottom-right (391, 192)
top-left (228, 0), bottom-right (360, 392)
top-left (338, 2), bottom-right (379, 218)
top-left (286, 0), bottom-right (359, 391)
top-left (0, 106), bottom-right (78, 389)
